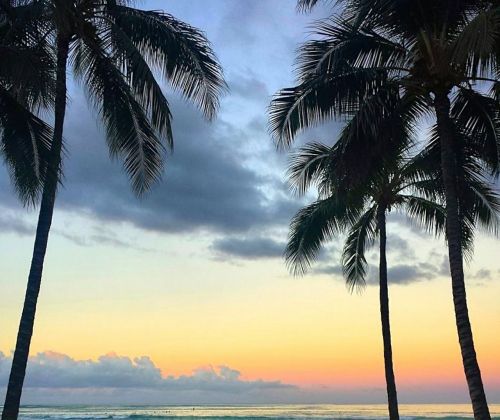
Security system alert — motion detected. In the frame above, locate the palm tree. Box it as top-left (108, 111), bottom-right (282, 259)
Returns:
top-left (270, 2), bottom-right (500, 417)
top-left (287, 150), bottom-right (418, 420)
top-left (284, 101), bottom-right (499, 420)
top-left (1, 1), bottom-right (226, 419)
top-left (284, 97), bottom-right (434, 420)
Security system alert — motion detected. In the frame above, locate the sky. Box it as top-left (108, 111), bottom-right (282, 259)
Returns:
top-left (0, 0), bottom-right (499, 406)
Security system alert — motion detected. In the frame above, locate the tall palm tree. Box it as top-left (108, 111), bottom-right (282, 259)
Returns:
top-left (270, 2), bottom-right (500, 417)
top-left (284, 103), bottom-right (499, 420)
top-left (287, 148), bottom-right (424, 420)
top-left (1, 1), bottom-right (226, 419)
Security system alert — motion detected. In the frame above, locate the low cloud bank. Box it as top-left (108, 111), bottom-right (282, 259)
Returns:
top-left (1, 351), bottom-right (498, 405)
top-left (0, 351), bottom-right (291, 392)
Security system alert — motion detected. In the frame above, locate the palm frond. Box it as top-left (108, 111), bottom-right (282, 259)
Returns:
top-left (72, 38), bottom-right (165, 195)
top-left (399, 138), bottom-right (442, 194)
top-left (0, 0), bottom-right (55, 110)
top-left (405, 122), bottom-right (500, 255)
top-left (103, 22), bottom-right (174, 147)
top-left (452, 88), bottom-right (500, 176)
top-left (313, 85), bottom-right (413, 194)
top-left (342, 205), bottom-right (377, 292)
top-left (297, 17), bottom-right (407, 80)
top-left (297, 0), bottom-right (327, 12)
top-left (452, 6), bottom-right (500, 79)
top-left (0, 86), bottom-right (53, 204)
top-left (109, 5), bottom-right (226, 120)
top-left (269, 67), bottom-right (388, 148)
top-left (287, 142), bottom-right (333, 196)
top-left (342, 0), bottom-right (482, 39)
top-left (285, 196), bottom-right (362, 276)
top-left (399, 194), bottom-right (447, 237)
top-left (460, 171), bottom-right (500, 236)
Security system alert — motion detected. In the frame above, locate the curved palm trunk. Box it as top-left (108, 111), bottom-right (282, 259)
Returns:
top-left (377, 207), bottom-right (399, 420)
top-left (1, 35), bottom-right (69, 420)
top-left (434, 92), bottom-right (491, 420)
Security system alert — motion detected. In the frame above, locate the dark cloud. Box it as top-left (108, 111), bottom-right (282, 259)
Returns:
top-left (384, 263), bottom-right (434, 285)
top-left (212, 236), bottom-right (286, 259)
top-left (301, 230), bottom-right (448, 286)
top-left (315, 260), bottom-right (439, 286)
top-left (387, 233), bottom-right (415, 259)
top-left (0, 0), bottom-right (330, 245)
top-left (316, 262), bottom-right (436, 286)
top-left (0, 91), bottom-right (300, 237)
top-left (428, 254), bottom-right (494, 285)
top-left (368, 262), bottom-right (436, 285)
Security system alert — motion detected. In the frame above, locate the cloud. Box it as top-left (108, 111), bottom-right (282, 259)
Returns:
top-left (471, 268), bottom-right (492, 281)
top-left (387, 233), bottom-right (415, 259)
top-left (315, 260), bottom-right (439, 286)
top-left (0, 91), bottom-right (300, 238)
top-left (1, 351), bottom-right (499, 405)
top-left (229, 74), bottom-right (270, 103)
top-left (211, 236), bottom-right (285, 259)
top-left (315, 262), bottom-right (436, 286)
top-left (363, 262), bottom-right (436, 286)
top-left (385, 263), bottom-right (434, 285)
top-left (388, 212), bottom-right (443, 239)
top-left (438, 255), bottom-right (450, 276)
top-left (55, 229), bottom-right (156, 253)
top-left (0, 211), bottom-right (34, 236)
top-left (0, 0), bottom-right (329, 247)
top-left (310, 234), bottom-right (437, 286)
top-left (0, 208), bottom-right (155, 253)
top-left (0, 351), bottom-right (292, 393)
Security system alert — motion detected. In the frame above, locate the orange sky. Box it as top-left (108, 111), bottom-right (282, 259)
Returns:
top-left (1, 216), bottom-right (498, 399)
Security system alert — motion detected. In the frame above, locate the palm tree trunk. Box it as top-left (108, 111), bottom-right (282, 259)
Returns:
top-left (377, 207), bottom-right (399, 420)
top-left (1, 34), bottom-right (69, 420)
top-left (434, 91), bottom-right (491, 420)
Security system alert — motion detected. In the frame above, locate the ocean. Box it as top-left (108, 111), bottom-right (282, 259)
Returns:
top-left (16, 404), bottom-right (500, 420)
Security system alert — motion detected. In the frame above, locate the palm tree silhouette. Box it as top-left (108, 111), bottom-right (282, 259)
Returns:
top-left (1, 2), bottom-right (226, 419)
top-left (284, 96), bottom-right (499, 420)
top-left (271, 2), bottom-right (500, 417)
